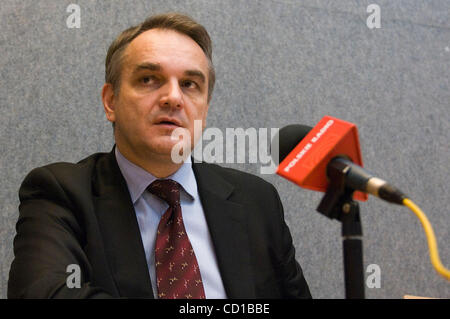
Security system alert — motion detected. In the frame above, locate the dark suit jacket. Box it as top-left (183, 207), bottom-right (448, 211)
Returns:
top-left (8, 149), bottom-right (311, 298)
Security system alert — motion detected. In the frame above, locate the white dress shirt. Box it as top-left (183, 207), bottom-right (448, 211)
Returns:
top-left (114, 147), bottom-right (227, 298)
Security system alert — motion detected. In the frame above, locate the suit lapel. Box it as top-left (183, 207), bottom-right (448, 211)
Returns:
top-left (193, 163), bottom-right (256, 298)
top-left (93, 149), bottom-right (154, 298)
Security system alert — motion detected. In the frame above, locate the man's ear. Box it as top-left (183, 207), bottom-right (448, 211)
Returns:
top-left (202, 103), bottom-right (209, 130)
top-left (102, 83), bottom-right (116, 123)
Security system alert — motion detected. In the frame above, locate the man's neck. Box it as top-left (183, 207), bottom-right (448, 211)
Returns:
top-left (115, 144), bottom-right (184, 178)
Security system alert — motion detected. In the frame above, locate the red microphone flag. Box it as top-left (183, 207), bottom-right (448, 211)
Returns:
top-left (277, 116), bottom-right (368, 201)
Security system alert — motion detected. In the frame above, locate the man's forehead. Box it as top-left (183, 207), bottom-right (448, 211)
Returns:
top-left (123, 28), bottom-right (208, 71)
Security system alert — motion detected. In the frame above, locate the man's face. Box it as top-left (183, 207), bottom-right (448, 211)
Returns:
top-left (105, 28), bottom-right (210, 163)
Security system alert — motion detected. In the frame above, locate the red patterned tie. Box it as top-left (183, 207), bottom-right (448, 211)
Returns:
top-left (148, 179), bottom-right (206, 299)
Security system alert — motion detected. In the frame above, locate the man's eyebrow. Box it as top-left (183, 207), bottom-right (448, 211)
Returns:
top-left (134, 62), bottom-right (161, 72)
top-left (134, 63), bottom-right (205, 83)
top-left (184, 70), bottom-right (206, 83)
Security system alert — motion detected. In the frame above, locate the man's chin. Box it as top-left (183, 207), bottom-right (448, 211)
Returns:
top-left (145, 139), bottom-right (192, 162)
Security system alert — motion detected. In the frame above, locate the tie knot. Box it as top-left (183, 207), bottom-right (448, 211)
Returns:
top-left (148, 179), bottom-right (181, 207)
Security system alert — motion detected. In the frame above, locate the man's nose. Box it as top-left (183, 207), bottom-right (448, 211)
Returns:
top-left (159, 79), bottom-right (183, 109)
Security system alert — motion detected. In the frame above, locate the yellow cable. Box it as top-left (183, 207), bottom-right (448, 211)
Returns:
top-left (402, 198), bottom-right (450, 281)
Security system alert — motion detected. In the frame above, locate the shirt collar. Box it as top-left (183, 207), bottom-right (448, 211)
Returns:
top-left (115, 146), bottom-right (197, 204)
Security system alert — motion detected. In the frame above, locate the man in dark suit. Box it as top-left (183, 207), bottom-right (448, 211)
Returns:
top-left (8, 12), bottom-right (311, 299)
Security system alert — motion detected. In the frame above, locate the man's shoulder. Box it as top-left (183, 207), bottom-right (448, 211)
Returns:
top-left (192, 162), bottom-right (278, 198)
top-left (194, 161), bottom-right (271, 184)
top-left (25, 151), bottom-right (110, 181)
top-left (19, 151), bottom-right (113, 201)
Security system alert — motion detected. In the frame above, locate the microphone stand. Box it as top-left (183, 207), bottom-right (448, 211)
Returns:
top-left (316, 161), bottom-right (365, 299)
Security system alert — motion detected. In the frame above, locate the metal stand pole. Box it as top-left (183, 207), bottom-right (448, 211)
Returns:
top-left (316, 160), bottom-right (365, 299)
top-left (341, 201), bottom-right (364, 299)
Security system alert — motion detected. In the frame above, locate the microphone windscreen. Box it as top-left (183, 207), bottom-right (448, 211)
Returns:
top-left (271, 124), bottom-right (312, 164)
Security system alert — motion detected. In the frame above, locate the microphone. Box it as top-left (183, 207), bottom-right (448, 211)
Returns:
top-left (272, 116), bottom-right (406, 204)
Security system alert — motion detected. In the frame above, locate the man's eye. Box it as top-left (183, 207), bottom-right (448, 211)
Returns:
top-left (182, 80), bottom-right (197, 89)
top-left (141, 76), bottom-right (157, 85)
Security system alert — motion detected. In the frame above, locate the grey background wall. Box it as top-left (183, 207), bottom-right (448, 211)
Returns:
top-left (1, 0), bottom-right (449, 299)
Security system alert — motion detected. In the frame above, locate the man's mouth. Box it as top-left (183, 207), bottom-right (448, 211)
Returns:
top-left (154, 117), bottom-right (182, 127)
